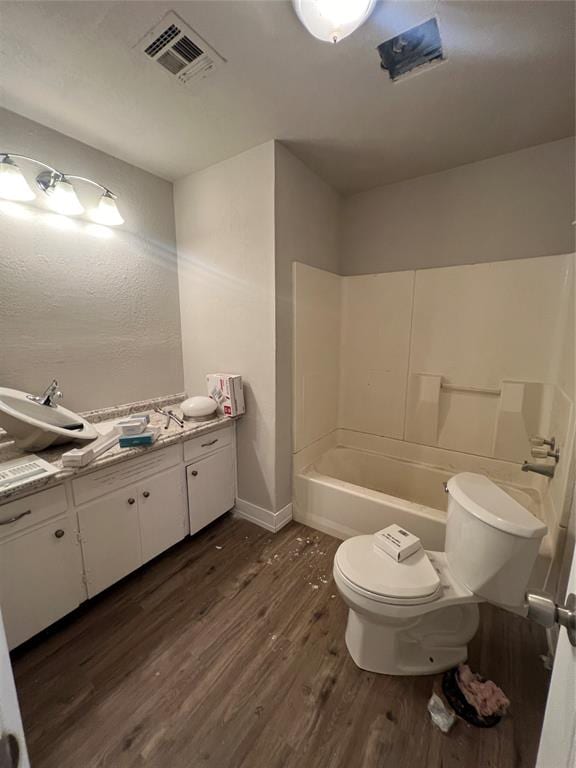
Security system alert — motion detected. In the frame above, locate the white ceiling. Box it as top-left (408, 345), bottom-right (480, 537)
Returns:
top-left (0, 0), bottom-right (573, 193)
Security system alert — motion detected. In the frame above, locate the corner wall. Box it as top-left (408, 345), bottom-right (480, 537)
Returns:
top-left (176, 142), bottom-right (341, 519)
top-left (274, 144), bottom-right (341, 510)
top-left (175, 142), bottom-right (277, 513)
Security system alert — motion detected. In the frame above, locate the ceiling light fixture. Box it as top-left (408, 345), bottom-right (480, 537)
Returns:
top-left (291, 0), bottom-right (376, 43)
top-left (0, 153), bottom-right (124, 225)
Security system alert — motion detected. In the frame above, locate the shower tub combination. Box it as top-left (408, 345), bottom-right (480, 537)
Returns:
top-left (293, 442), bottom-right (552, 584)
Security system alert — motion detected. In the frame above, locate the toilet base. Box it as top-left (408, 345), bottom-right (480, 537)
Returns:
top-left (344, 603), bottom-right (480, 676)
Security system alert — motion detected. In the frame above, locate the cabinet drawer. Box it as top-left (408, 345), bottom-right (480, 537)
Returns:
top-left (0, 485), bottom-right (67, 538)
top-left (183, 425), bottom-right (233, 463)
top-left (72, 443), bottom-right (182, 506)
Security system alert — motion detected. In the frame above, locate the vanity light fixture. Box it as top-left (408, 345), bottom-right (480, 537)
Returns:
top-left (0, 156), bottom-right (36, 201)
top-left (0, 153), bottom-right (125, 225)
top-left (91, 190), bottom-right (124, 226)
top-left (39, 176), bottom-right (85, 216)
top-left (291, 0), bottom-right (376, 43)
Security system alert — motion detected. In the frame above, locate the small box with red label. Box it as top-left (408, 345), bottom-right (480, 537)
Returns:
top-left (206, 374), bottom-right (245, 417)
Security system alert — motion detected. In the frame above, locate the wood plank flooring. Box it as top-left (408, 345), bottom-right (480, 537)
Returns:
top-left (12, 516), bottom-right (550, 768)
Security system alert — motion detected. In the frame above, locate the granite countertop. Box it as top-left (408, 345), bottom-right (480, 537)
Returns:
top-left (0, 393), bottom-right (237, 504)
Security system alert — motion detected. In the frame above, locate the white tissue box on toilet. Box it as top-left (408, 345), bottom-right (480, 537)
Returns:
top-left (206, 374), bottom-right (245, 417)
top-left (373, 524), bottom-right (423, 562)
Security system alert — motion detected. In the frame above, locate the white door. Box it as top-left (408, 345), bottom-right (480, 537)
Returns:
top-left (78, 486), bottom-right (142, 598)
top-left (0, 608), bottom-right (29, 768)
top-left (537, 522), bottom-right (576, 767)
top-left (187, 445), bottom-right (235, 535)
top-left (138, 466), bottom-right (188, 562)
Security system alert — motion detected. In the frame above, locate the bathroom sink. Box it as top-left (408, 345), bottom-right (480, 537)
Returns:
top-left (0, 387), bottom-right (98, 451)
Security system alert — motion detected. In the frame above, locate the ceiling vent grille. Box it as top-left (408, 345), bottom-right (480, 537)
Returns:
top-left (136, 11), bottom-right (225, 86)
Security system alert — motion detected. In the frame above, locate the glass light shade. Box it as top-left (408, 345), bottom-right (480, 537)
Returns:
top-left (292, 0), bottom-right (376, 43)
top-left (0, 159), bottom-right (35, 201)
top-left (46, 178), bottom-right (84, 216)
top-left (91, 192), bottom-right (124, 226)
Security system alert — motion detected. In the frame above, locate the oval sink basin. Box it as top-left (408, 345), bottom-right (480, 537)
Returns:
top-left (0, 388), bottom-right (98, 451)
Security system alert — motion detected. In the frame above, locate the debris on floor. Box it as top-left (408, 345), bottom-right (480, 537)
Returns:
top-left (427, 691), bottom-right (456, 733)
top-left (441, 664), bottom-right (510, 728)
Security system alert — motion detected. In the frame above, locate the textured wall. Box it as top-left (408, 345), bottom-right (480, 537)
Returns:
top-left (0, 108), bottom-right (183, 412)
top-left (342, 138), bottom-right (575, 275)
top-left (175, 142), bottom-right (277, 512)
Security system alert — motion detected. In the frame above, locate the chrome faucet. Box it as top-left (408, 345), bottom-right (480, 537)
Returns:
top-left (154, 406), bottom-right (184, 429)
top-left (522, 436), bottom-right (560, 478)
top-left (522, 461), bottom-right (555, 479)
top-left (27, 379), bottom-right (63, 408)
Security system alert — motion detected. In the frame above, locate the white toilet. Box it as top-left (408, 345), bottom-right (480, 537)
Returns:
top-left (333, 472), bottom-right (547, 676)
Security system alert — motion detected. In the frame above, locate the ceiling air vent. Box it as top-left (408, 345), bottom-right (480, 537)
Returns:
top-left (135, 11), bottom-right (225, 86)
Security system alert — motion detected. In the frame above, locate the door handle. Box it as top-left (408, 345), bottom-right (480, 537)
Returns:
top-left (190, 470), bottom-right (198, 477)
top-left (0, 509), bottom-right (31, 526)
top-left (201, 438), bottom-right (218, 447)
top-left (142, 491), bottom-right (150, 498)
top-left (54, 529), bottom-right (65, 539)
top-left (128, 497), bottom-right (135, 505)
top-left (0, 731), bottom-right (20, 768)
top-left (526, 591), bottom-right (576, 647)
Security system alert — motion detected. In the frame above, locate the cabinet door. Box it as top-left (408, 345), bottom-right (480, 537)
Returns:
top-left (77, 486), bottom-right (142, 598)
top-left (0, 516), bottom-right (81, 649)
top-left (138, 466), bottom-right (188, 563)
top-left (187, 444), bottom-right (235, 536)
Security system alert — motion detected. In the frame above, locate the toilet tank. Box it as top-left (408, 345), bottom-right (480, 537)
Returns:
top-left (445, 473), bottom-right (547, 607)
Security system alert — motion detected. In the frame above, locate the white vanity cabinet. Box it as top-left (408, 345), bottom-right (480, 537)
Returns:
top-left (184, 425), bottom-right (235, 535)
top-left (75, 451), bottom-right (188, 598)
top-left (187, 444), bottom-right (235, 535)
top-left (77, 485), bottom-right (143, 598)
top-left (0, 487), bottom-right (82, 649)
top-left (0, 420), bottom-right (237, 647)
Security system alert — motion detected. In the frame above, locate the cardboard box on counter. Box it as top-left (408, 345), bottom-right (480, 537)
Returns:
top-left (206, 374), bottom-right (245, 417)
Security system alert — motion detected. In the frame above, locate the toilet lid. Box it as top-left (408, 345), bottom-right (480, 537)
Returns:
top-left (335, 535), bottom-right (441, 601)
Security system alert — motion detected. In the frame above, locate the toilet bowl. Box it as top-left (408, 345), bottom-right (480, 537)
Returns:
top-left (333, 472), bottom-right (547, 676)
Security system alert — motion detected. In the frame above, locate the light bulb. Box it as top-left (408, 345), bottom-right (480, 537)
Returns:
top-left (46, 178), bottom-right (84, 216)
top-left (0, 157), bottom-right (35, 201)
top-left (292, 0), bottom-right (376, 43)
top-left (91, 191), bottom-right (124, 226)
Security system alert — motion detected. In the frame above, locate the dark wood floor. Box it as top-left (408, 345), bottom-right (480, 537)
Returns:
top-left (12, 515), bottom-right (550, 768)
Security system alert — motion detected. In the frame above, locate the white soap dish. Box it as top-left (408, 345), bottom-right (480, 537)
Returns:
top-left (181, 396), bottom-right (218, 421)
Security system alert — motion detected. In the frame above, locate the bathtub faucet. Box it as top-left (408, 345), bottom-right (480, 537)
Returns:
top-left (521, 462), bottom-right (555, 479)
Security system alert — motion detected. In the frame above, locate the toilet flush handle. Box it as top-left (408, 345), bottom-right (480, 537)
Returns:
top-left (525, 590), bottom-right (576, 647)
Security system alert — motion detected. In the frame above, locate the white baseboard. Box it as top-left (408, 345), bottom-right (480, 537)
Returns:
top-left (234, 498), bottom-right (293, 533)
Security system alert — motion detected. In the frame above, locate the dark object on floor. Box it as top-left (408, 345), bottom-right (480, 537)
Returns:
top-left (442, 667), bottom-right (501, 728)
top-left (377, 17), bottom-right (444, 81)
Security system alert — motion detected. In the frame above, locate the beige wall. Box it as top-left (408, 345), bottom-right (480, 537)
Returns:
top-left (175, 142), bottom-right (277, 512)
top-left (275, 144), bottom-right (340, 508)
top-left (0, 108), bottom-right (183, 412)
top-left (341, 138), bottom-right (575, 275)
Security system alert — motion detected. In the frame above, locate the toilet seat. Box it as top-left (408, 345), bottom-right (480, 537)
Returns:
top-left (334, 535), bottom-right (442, 606)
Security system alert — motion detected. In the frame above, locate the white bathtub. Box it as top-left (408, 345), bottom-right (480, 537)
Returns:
top-left (294, 445), bottom-right (545, 555)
